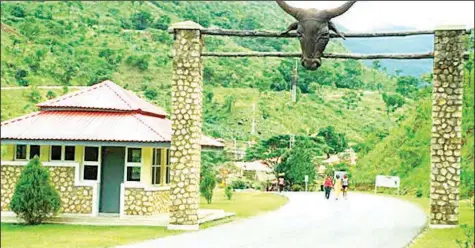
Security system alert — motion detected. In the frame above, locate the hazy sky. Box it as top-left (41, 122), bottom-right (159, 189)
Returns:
top-left (289, 1), bottom-right (474, 32)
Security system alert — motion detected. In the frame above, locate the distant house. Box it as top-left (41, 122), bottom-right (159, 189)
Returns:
top-left (235, 160), bottom-right (275, 182)
top-left (0, 80), bottom-right (223, 217)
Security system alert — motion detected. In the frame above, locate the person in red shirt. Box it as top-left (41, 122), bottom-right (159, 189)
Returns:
top-left (323, 175), bottom-right (333, 199)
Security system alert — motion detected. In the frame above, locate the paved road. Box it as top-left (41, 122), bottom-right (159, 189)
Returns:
top-left (116, 192), bottom-right (426, 248)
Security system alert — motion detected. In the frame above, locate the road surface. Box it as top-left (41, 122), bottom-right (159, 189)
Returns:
top-left (116, 192), bottom-right (426, 248)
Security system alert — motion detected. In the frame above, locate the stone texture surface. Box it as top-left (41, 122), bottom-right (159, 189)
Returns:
top-left (124, 188), bottom-right (170, 215)
top-left (169, 24), bottom-right (203, 226)
top-left (430, 28), bottom-right (465, 225)
top-left (1, 165), bottom-right (93, 214)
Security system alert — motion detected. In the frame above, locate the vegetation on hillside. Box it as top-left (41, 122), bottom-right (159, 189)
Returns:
top-left (353, 36), bottom-right (474, 198)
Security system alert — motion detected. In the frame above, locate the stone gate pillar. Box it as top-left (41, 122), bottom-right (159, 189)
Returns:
top-left (430, 25), bottom-right (466, 228)
top-left (167, 21), bottom-right (204, 231)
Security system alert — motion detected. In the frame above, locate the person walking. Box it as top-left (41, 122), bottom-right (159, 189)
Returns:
top-left (334, 174), bottom-right (343, 200)
top-left (278, 176), bottom-right (285, 192)
top-left (323, 175), bottom-right (333, 199)
top-left (342, 174), bottom-right (349, 199)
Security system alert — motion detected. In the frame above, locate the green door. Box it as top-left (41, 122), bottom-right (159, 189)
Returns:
top-left (99, 147), bottom-right (125, 214)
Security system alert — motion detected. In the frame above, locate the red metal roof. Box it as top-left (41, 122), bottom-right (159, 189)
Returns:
top-left (1, 80), bottom-right (224, 148)
top-left (37, 80), bottom-right (168, 118)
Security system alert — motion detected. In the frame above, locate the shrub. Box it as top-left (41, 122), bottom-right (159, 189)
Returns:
top-left (29, 87), bottom-right (42, 103)
top-left (292, 184), bottom-right (303, 192)
top-left (225, 185), bottom-right (233, 200)
top-left (231, 179), bottom-right (247, 190)
top-left (10, 156), bottom-right (61, 225)
top-left (200, 174), bottom-right (216, 204)
top-left (46, 90), bottom-right (57, 100)
top-left (456, 224), bottom-right (474, 248)
top-left (11, 5), bottom-right (26, 18)
top-left (416, 188), bottom-right (423, 198)
top-left (144, 87), bottom-right (158, 100)
top-left (125, 55), bottom-right (150, 71)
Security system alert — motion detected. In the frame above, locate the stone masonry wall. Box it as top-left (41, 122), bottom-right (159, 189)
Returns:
top-left (430, 27), bottom-right (465, 226)
top-left (169, 22), bottom-right (203, 227)
top-left (124, 188), bottom-right (170, 215)
top-left (1, 165), bottom-right (93, 214)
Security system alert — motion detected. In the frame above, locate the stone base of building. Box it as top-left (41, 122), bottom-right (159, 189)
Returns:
top-left (167, 224), bottom-right (200, 231)
top-left (429, 224), bottom-right (458, 229)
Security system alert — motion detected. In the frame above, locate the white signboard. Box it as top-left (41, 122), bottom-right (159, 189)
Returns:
top-left (304, 175), bottom-right (309, 183)
top-left (375, 175), bottom-right (400, 194)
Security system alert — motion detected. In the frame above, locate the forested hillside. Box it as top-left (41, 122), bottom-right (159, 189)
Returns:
top-left (0, 1), bottom-right (403, 144)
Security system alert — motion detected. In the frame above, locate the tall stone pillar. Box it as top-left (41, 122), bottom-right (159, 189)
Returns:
top-left (430, 25), bottom-right (466, 228)
top-left (167, 21), bottom-right (203, 231)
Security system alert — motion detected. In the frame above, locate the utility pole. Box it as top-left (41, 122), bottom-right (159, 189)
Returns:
top-left (292, 59), bottom-right (298, 103)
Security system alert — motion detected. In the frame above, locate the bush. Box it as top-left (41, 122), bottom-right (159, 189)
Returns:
top-left (144, 87), bottom-right (158, 100)
top-left (46, 90), bottom-right (57, 100)
top-left (291, 184), bottom-right (303, 192)
top-left (10, 156), bottom-right (61, 225)
top-left (29, 87), bottom-right (42, 103)
top-left (231, 179), bottom-right (247, 190)
top-left (416, 188), bottom-right (423, 198)
top-left (125, 55), bottom-right (150, 71)
top-left (200, 174), bottom-right (216, 204)
top-left (225, 185), bottom-right (233, 200)
top-left (456, 224), bottom-right (474, 248)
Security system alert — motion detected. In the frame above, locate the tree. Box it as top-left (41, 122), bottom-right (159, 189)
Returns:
top-left (29, 87), bottom-right (42, 103)
top-left (130, 10), bottom-right (153, 30)
top-left (223, 95), bottom-right (235, 113)
top-left (275, 139), bottom-right (317, 186)
top-left (46, 90), bottom-right (57, 100)
top-left (341, 91), bottom-right (362, 110)
top-left (10, 156), bottom-right (61, 225)
top-left (316, 126), bottom-right (348, 158)
top-left (154, 15), bottom-right (171, 30)
top-left (144, 87), bottom-right (158, 100)
top-left (200, 174), bottom-right (216, 204)
top-left (396, 76), bottom-right (419, 97)
top-left (382, 93), bottom-right (405, 117)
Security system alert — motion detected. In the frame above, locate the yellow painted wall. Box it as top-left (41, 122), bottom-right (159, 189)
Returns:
top-left (160, 149), bottom-right (167, 186)
top-left (75, 145), bottom-right (84, 163)
top-left (141, 147), bottom-right (153, 186)
top-left (40, 145), bottom-right (50, 162)
top-left (1, 145), bottom-right (14, 161)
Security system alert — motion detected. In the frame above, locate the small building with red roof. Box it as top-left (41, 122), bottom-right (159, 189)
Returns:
top-left (0, 80), bottom-right (224, 218)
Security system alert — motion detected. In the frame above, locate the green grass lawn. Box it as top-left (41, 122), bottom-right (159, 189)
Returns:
top-left (0, 190), bottom-right (288, 248)
top-left (396, 196), bottom-right (474, 248)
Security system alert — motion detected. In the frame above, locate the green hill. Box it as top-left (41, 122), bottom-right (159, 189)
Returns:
top-left (353, 66), bottom-right (474, 198)
top-left (0, 1), bottom-right (400, 144)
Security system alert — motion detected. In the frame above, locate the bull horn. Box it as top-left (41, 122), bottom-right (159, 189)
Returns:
top-left (323, 1), bottom-right (357, 19)
top-left (276, 0), bottom-right (303, 20)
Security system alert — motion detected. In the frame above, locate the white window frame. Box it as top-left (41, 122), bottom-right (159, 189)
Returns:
top-left (50, 145), bottom-right (76, 162)
top-left (151, 148), bottom-right (162, 185)
top-left (124, 147), bottom-right (142, 183)
top-left (82, 146), bottom-right (101, 182)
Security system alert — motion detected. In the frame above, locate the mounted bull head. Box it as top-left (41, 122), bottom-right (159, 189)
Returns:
top-left (276, 1), bottom-right (357, 70)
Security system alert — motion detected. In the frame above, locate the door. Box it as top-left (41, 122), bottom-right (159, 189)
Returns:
top-left (99, 146), bottom-right (125, 213)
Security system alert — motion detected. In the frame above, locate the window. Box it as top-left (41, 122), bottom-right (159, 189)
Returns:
top-left (152, 149), bottom-right (162, 185)
top-left (51, 145), bottom-right (76, 161)
top-left (126, 148), bottom-right (142, 182)
top-left (15, 145), bottom-right (27, 160)
top-left (51, 146), bottom-right (62, 161)
top-left (83, 146), bottom-right (100, 181)
top-left (151, 148), bottom-right (170, 185)
top-left (29, 145), bottom-right (41, 159)
top-left (166, 149), bottom-right (170, 184)
top-left (64, 146), bottom-right (75, 161)
top-left (85, 147), bottom-right (99, 162)
top-left (127, 148), bottom-right (141, 163)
